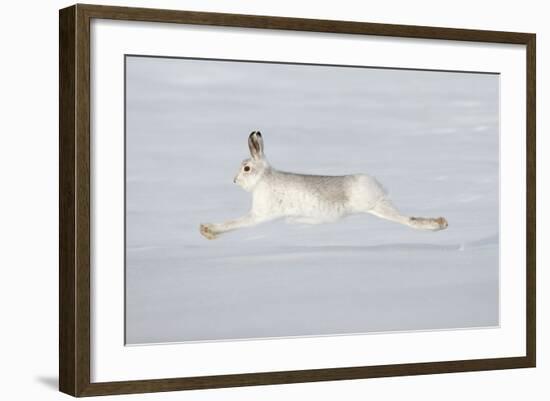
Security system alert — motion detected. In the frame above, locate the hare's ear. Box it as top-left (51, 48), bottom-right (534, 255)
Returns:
top-left (248, 131), bottom-right (264, 160)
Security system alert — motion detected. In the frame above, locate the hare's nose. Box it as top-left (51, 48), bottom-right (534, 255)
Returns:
top-left (233, 177), bottom-right (237, 184)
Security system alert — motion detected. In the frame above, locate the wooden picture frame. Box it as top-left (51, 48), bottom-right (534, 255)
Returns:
top-left (59, 3), bottom-right (536, 397)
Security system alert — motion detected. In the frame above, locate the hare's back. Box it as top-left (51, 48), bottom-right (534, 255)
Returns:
top-left (270, 171), bottom-right (386, 212)
top-left (300, 174), bottom-right (353, 204)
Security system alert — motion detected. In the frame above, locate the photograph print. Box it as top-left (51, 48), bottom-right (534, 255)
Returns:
top-left (125, 55), bottom-right (499, 344)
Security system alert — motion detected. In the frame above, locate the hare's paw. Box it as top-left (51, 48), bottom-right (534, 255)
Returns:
top-left (200, 223), bottom-right (219, 240)
top-left (435, 217), bottom-right (449, 230)
top-left (409, 216), bottom-right (449, 231)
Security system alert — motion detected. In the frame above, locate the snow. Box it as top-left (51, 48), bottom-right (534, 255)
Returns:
top-left (125, 56), bottom-right (499, 344)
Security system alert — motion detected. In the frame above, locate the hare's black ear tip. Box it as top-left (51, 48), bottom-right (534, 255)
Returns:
top-left (249, 130), bottom-right (262, 138)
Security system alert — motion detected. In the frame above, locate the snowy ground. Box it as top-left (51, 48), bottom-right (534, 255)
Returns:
top-left (125, 56), bottom-right (499, 344)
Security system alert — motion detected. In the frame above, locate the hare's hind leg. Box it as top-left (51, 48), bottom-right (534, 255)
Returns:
top-left (366, 198), bottom-right (410, 226)
top-left (368, 198), bottom-right (448, 231)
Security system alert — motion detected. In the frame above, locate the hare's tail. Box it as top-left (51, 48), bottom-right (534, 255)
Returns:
top-left (368, 197), bottom-right (448, 231)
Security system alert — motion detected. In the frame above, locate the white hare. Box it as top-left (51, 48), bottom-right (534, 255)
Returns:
top-left (200, 131), bottom-right (448, 240)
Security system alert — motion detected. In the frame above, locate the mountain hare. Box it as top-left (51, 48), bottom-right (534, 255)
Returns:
top-left (200, 131), bottom-right (448, 240)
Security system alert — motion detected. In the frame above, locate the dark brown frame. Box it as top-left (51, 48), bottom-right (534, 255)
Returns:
top-left (59, 3), bottom-right (536, 397)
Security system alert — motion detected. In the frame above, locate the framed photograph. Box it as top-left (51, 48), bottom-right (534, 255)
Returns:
top-left (59, 4), bottom-right (536, 397)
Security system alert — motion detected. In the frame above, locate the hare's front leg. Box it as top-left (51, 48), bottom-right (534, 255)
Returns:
top-left (200, 213), bottom-right (264, 240)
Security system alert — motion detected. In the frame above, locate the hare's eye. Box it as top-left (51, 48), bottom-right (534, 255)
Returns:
top-left (244, 166), bottom-right (251, 172)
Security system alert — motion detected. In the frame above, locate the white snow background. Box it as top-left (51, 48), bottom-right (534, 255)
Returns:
top-left (125, 56), bottom-right (499, 344)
